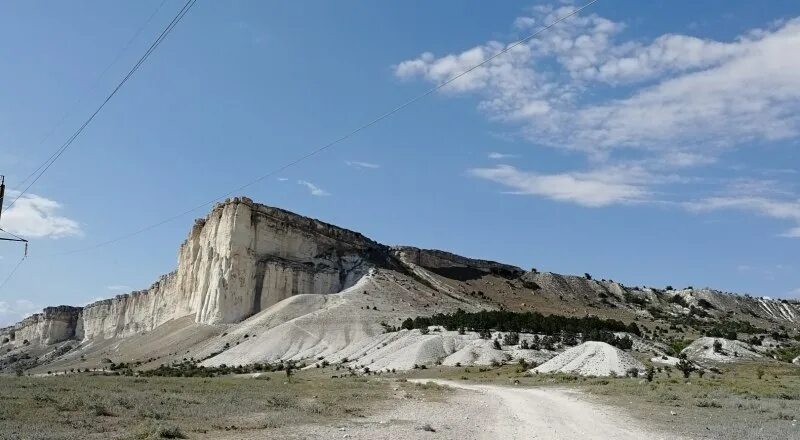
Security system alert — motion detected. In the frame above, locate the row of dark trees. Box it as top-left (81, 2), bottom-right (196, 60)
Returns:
top-left (400, 309), bottom-right (641, 338)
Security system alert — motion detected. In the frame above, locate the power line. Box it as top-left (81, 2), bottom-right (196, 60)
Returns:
top-left (44, 0), bottom-right (600, 257)
top-left (0, 256), bottom-right (25, 292)
top-left (0, 228), bottom-right (28, 243)
top-left (6, 0), bottom-right (197, 211)
top-left (13, 0), bottom-right (169, 192)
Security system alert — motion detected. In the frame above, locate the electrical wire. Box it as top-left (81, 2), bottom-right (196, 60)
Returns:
top-left (13, 0), bottom-right (169, 192)
top-left (6, 0), bottom-right (197, 210)
top-left (0, 256), bottom-right (25, 291)
top-left (46, 0), bottom-right (600, 257)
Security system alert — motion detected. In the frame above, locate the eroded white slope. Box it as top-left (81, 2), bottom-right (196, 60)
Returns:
top-left (200, 269), bottom-right (474, 367)
top-left (681, 337), bottom-right (761, 363)
top-left (533, 341), bottom-right (645, 376)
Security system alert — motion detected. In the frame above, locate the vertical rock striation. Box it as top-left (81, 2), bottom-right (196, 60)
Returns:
top-left (7, 197), bottom-right (385, 346)
top-left (6, 306), bottom-right (82, 346)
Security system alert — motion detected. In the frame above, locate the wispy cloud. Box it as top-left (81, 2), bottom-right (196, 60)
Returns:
top-left (396, 5), bottom-right (800, 236)
top-left (685, 196), bottom-right (800, 238)
top-left (469, 164), bottom-right (648, 207)
top-left (488, 152), bottom-right (518, 160)
top-left (395, 8), bottom-right (800, 158)
top-left (107, 285), bottom-right (131, 291)
top-left (0, 191), bottom-right (81, 239)
top-left (0, 299), bottom-right (40, 326)
top-left (297, 180), bottom-right (330, 197)
top-left (345, 160), bottom-right (380, 169)
top-left (276, 177), bottom-right (289, 182)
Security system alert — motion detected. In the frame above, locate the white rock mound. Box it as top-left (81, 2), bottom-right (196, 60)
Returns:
top-left (681, 337), bottom-right (761, 364)
top-left (532, 341), bottom-right (644, 377)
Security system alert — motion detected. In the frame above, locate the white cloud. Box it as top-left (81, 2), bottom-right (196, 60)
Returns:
top-left (395, 9), bottom-right (800, 157)
top-left (0, 299), bottom-right (39, 326)
top-left (469, 164), bottom-right (648, 207)
top-left (488, 152), bottom-right (518, 160)
top-left (0, 192), bottom-right (81, 239)
top-left (345, 160), bottom-right (380, 169)
top-left (782, 226), bottom-right (800, 238)
top-left (686, 196), bottom-right (800, 238)
top-left (297, 180), bottom-right (330, 197)
top-left (396, 5), bottom-right (800, 236)
top-left (106, 285), bottom-right (131, 291)
top-left (276, 177), bottom-right (289, 182)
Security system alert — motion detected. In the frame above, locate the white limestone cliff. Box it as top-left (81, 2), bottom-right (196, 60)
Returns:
top-left (7, 197), bottom-right (383, 346)
top-left (6, 197), bottom-right (800, 351)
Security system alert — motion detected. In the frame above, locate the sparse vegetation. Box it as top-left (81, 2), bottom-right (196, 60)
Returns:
top-left (0, 370), bottom-right (445, 439)
top-left (676, 355), bottom-right (696, 378)
top-left (398, 309), bottom-right (640, 338)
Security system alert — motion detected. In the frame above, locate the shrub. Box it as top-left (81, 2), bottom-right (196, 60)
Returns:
top-left (503, 332), bottom-right (520, 346)
top-left (669, 295), bottom-right (689, 308)
top-left (696, 400), bottom-right (722, 408)
top-left (92, 404), bottom-right (115, 417)
top-left (156, 425), bottom-right (186, 439)
top-left (668, 339), bottom-right (693, 356)
top-left (676, 356), bottom-right (696, 379)
top-left (697, 299), bottom-right (714, 309)
top-left (625, 368), bottom-right (639, 378)
top-left (713, 339), bottom-right (723, 353)
top-left (493, 339), bottom-right (502, 350)
top-left (645, 366), bottom-right (655, 382)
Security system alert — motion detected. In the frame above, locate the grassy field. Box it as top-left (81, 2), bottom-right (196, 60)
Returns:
top-left (0, 371), bottom-right (447, 440)
top-left (2, 361), bottom-right (798, 439)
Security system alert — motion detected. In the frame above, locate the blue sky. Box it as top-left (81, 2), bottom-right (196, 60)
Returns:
top-left (1, 0), bottom-right (799, 325)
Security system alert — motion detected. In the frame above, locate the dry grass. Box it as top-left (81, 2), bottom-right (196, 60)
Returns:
top-left (3, 360), bottom-right (797, 439)
top-left (0, 370), bottom-right (444, 439)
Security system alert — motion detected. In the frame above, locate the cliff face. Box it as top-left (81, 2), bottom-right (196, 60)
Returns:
top-left (8, 306), bottom-right (82, 346)
top-left (186, 200), bottom-right (381, 324)
top-left (5, 197), bottom-right (800, 352)
top-left (80, 273), bottom-right (181, 340)
top-left (6, 198), bottom-right (385, 346)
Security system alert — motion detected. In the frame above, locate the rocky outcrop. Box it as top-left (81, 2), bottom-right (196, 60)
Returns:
top-left (392, 246), bottom-right (523, 280)
top-left (81, 273), bottom-right (181, 340)
top-left (186, 199), bottom-right (383, 324)
top-left (6, 198), bottom-right (388, 346)
top-left (5, 197), bottom-right (800, 352)
top-left (6, 306), bottom-right (82, 346)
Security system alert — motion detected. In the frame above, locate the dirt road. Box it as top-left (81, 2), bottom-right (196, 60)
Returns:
top-left (409, 379), bottom-right (684, 440)
top-left (229, 379), bottom-right (685, 439)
